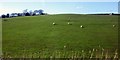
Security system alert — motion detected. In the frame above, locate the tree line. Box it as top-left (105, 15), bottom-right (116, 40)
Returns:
top-left (1, 9), bottom-right (47, 18)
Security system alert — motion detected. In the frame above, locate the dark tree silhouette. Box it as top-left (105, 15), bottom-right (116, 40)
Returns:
top-left (34, 10), bottom-right (38, 15)
top-left (1, 14), bottom-right (6, 18)
top-left (38, 9), bottom-right (43, 15)
top-left (29, 10), bottom-right (33, 16)
top-left (6, 13), bottom-right (9, 18)
top-left (41, 13), bottom-right (44, 15)
top-left (32, 13), bottom-right (36, 16)
top-left (1, 9), bottom-right (45, 18)
top-left (25, 12), bottom-right (30, 16)
top-left (17, 13), bottom-right (22, 16)
top-left (11, 13), bottom-right (18, 17)
top-left (33, 9), bottom-right (44, 15)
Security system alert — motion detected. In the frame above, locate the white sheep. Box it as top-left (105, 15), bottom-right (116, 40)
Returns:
top-left (53, 22), bottom-right (56, 25)
top-left (80, 25), bottom-right (83, 28)
top-left (113, 25), bottom-right (115, 27)
top-left (67, 22), bottom-right (71, 25)
top-left (68, 22), bottom-right (70, 24)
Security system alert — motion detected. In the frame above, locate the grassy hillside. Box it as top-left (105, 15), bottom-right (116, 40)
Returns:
top-left (0, 19), bottom-right (2, 56)
top-left (2, 14), bottom-right (118, 58)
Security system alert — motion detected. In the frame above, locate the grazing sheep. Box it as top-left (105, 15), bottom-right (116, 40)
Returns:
top-left (68, 22), bottom-right (70, 24)
top-left (80, 25), bottom-right (83, 28)
top-left (53, 22), bottom-right (56, 25)
top-left (113, 25), bottom-right (115, 27)
top-left (67, 22), bottom-right (72, 25)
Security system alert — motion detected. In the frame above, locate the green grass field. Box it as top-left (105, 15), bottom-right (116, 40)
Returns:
top-left (2, 14), bottom-right (118, 58)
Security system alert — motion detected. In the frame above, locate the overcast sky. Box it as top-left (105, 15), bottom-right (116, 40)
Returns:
top-left (0, 2), bottom-right (119, 15)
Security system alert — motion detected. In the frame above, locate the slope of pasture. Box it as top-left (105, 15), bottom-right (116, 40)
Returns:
top-left (2, 14), bottom-right (118, 57)
top-left (0, 19), bottom-right (2, 56)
